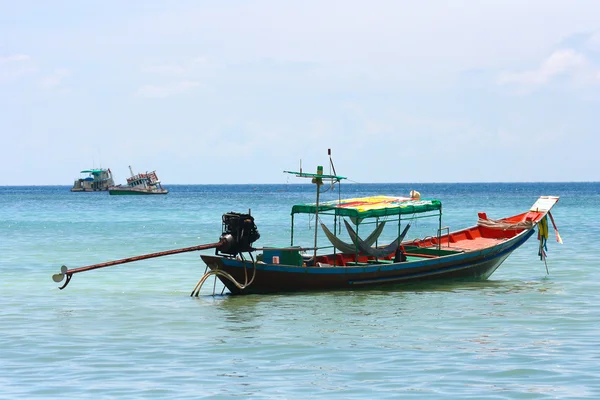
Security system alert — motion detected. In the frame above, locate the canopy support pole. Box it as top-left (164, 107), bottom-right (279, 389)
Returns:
top-left (313, 180), bottom-right (321, 261)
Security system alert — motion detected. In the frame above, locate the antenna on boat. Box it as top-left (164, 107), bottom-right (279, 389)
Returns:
top-left (283, 151), bottom-right (347, 262)
top-left (328, 148), bottom-right (337, 177)
top-left (328, 148), bottom-right (342, 231)
top-left (128, 165), bottom-right (134, 178)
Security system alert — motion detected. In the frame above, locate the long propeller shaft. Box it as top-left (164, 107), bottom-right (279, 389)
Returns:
top-left (52, 240), bottom-right (225, 289)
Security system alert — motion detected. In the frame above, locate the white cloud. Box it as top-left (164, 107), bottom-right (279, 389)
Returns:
top-left (40, 68), bottom-right (71, 89)
top-left (0, 53), bottom-right (36, 84)
top-left (117, 1), bottom-right (600, 84)
top-left (586, 30), bottom-right (600, 51)
top-left (497, 49), bottom-right (600, 89)
top-left (136, 80), bottom-right (201, 98)
top-left (137, 57), bottom-right (207, 98)
top-left (143, 57), bottom-right (208, 75)
top-left (0, 54), bottom-right (30, 64)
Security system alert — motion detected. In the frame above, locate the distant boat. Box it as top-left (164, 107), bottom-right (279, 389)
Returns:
top-left (108, 166), bottom-right (168, 195)
top-left (71, 168), bottom-right (115, 192)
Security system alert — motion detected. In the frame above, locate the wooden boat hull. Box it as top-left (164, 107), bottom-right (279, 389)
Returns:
top-left (70, 188), bottom-right (109, 192)
top-left (201, 228), bottom-right (536, 295)
top-left (108, 188), bottom-right (168, 195)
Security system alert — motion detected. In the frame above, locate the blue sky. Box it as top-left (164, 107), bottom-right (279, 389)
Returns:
top-left (1, 0), bottom-right (599, 185)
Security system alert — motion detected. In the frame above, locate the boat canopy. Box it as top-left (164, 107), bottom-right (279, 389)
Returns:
top-left (291, 195), bottom-right (442, 219)
top-left (80, 169), bottom-right (107, 174)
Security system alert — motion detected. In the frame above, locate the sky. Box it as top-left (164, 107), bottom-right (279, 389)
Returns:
top-left (1, 0), bottom-right (599, 185)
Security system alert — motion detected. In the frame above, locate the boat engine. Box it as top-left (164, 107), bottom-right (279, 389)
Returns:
top-left (218, 212), bottom-right (261, 256)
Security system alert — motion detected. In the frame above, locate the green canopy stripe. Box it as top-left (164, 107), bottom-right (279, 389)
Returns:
top-left (291, 195), bottom-right (441, 218)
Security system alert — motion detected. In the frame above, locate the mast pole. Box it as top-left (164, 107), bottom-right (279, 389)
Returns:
top-left (314, 183), bottom-right (320, 261)
top-left (312, 166), bottom-right (324, 262)
top-left (282, 151), bottom-right (346, 264)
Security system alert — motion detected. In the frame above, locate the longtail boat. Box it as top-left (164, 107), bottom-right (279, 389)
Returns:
top-left (53, 152), bottom-right (562, 296)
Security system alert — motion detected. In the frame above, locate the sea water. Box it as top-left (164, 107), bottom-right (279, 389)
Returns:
top-left (0, 183), bottom-right (598, 399)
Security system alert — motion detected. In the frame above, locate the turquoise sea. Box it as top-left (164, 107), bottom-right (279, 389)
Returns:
top-left (1, 182), bottom-right (598, 399)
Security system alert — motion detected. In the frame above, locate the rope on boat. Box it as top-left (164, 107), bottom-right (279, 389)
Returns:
top-left (477, 218), bottom-right (533, 231)
top-left (190, 252), bottom-right (257, 297)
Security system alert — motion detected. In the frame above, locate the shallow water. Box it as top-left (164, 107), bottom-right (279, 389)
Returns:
top-left (1, 183), bottom-right (598, 399)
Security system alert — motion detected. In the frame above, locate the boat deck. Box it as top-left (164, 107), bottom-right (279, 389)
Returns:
top-left (311, 225), bottom-right (516, 267)
top-left (435, 236), bottom-right (507, 252)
